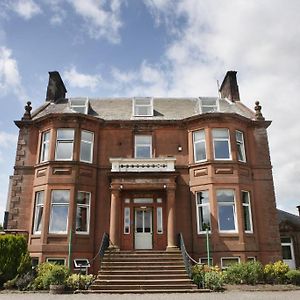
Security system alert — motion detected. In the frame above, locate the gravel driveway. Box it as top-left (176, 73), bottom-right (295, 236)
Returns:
top-left (1, 291), bottom-right (300, 300)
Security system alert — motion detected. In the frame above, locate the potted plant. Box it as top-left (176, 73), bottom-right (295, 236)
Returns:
top-left (43, 265), bottom-right (69, 294)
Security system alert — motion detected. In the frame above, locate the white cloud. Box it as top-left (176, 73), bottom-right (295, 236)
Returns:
top-left (0, 131), bottom-right (17, 163)
top-left (9, 0), bottom-right (41, 20)
top-left (63, 66), bottom-right (102, 90)
top-left (130, 0), bottom-right (300, 214)
top-left (68, 0), bottom-right (125, 43)
top-left (0, 47), bottom-right (26, 101)
top-left (46, 0), bottom-right (66, 25)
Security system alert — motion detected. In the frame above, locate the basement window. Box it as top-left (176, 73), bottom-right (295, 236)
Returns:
top-left (133, 97), bottom-right (153, 116)
top-left (221, 257), bottom-right (240, 269)
top-left (69, 97), bottom-right (89, 114)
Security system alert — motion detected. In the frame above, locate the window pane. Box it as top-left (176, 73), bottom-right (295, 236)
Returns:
top-left (76, 206), bottom-right (88, 232)
top-left (197, 191), bottom-right (209, 205)
top-left (144, 211), bottom-right (151, 233)
top-left (33, 192), bottom-right (44, 234)
top-left (281, 237), bottom-right (291, 243)
top-left (57, 129), bottom-right (74, 140)
top-left (157, 207), bottom-right (163, 234)
top-left (214, 140), bottom-right (230, 159)
top-left (40, 131), bottom-right (50, 162)
top-left (219, 205), bottom-right (236, 231)
top-left (82, 131), bottom-right (93, 142)
top-left (136, 106), bottom-right (151, 116)
top-left (136, 210), bottom-right (143, 233)
top-left (80, 141), bottom-right (92, 162)
top-left (217, 190), bottom-right (234, 203)
top-left (282, 246), bottom-right (292, 259)
top-left (198, 206), bottom-right (210, 231)
top-left (77, 192), bottom-right (90, 205)
top-left (194, 130), bottom-right (205, 141)
top-left (56, 142), bottom-right (73, 160)
top-left (236, 131), bottom-right (246, 162)
top-left (136, 146), bottom-right (151, 158)
top-left (49, 205), bottom-right (68, 233)
top-left (243, 205), bottom-right (251, 231)
top-left (222, 258), bottom-right (239, 268)
top-left (135, 98), bottom-right (151, 105)
top-left (135, 135), bottom-right (151, 144)
top-left (52, 190), bottom-right (70, 204)
top-left (236, 131), bottom-right (243, 142)
top-left (202, 99), bottom-right (217, 106)
top-left (195, 141), bottom-right (206, 161)
top-left (124, 207), bottom-right (130, 234)
top-left (212, 129), bottom-right (229, 139)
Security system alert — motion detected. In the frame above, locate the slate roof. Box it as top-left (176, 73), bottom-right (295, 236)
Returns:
top-left (32, 97), bottom-right (255, 121)
top-left (278, 209), bottom-right (300, 229)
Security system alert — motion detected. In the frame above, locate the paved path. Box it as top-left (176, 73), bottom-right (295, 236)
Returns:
top-left (1, 291), bottom-right (300, 300)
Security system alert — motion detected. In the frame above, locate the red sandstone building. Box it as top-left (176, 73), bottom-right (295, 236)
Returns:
top-left (4, 71), bottom-right (284, 272)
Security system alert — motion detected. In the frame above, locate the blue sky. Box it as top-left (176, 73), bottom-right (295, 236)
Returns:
top-left (1, 0), bottom-right (300, 222)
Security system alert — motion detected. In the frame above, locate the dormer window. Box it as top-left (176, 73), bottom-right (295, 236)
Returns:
top-left (133, 97), bottom-right (153, 116)
top-left (200, 98), bottom-right (219, 113)
top-left (69, 97), bottom-right (89, 114)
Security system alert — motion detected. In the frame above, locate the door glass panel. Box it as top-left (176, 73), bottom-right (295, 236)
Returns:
top-left (144, 211), bottom-right (151, 233)
top-left (136, 210), bottom-right (143, 233)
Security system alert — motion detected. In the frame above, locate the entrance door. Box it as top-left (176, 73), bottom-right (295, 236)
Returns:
top-left (135, 208), bottom-right (152, 249)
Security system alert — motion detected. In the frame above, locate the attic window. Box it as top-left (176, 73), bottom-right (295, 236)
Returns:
top-left (133, 97), bottom-right (153, 116)
top-left (200, 98), bottom-right (219, 113)
top-left (69, 97), bottom-right (89, 114)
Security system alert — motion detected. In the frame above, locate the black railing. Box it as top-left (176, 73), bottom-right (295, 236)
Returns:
top-left (178, 232), bottom-right (199, 278)
top-left (90, 232), bottom-right (110, 269)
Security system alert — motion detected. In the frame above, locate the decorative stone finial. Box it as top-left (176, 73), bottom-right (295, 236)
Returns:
top-left (254, 101), bottom-right (265, 120)
top-left (22, 101), bottom-right (32, 120)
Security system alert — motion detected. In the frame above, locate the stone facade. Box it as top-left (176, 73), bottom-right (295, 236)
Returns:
top-left (5, 71), bottom-right (282, 272)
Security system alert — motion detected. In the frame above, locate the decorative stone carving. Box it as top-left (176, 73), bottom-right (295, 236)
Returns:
top-left (254, 101), bottom-right (265, 120)
top-left (22, 101), bottom-right (32, 120)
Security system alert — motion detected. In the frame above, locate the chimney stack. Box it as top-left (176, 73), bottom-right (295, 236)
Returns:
top-left (297, 205), bottom-right (300, 217)
top-left (219, 71), bottom-right (240, 102)
top-left (46, 71), bottom-right (67, 102)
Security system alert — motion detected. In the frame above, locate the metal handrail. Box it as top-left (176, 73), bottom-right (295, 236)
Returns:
top-left (90, 232), bottom-right (110, 267)
top-left (178, 232), bottom-right (201, 278)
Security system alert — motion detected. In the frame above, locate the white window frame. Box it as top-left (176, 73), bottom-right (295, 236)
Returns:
top-left (40, 131), bottom-right (50, 163)
top-left (80, 130), bottom-right (94, 163)
top-left (247, 257), bottom-right (256, 262)
top-left (124, 207), bottom-right (130, 234)
top-left (193, 130), bottom-right (207, 163)
top-left (217, 189), bottom-right (238, 233)
top-left (134, 135), bottom-right (152, 158)
top-left (49, 190), bottom-right (70, 234)
top-left (76, 191), bottom-right (91, 234)
top-left (199, 98), bottom-right (219, 113)
top-left (55, 129), bottom-right (75, 161)
top-left (221, 257), bottom-right (240, 269)
top-left (133, 97), bottom-right (153, 116)
top-left (157, 207), bottom-right (163, 234)
top-left (196, 191), bottom-right (211, 234)
top-left (46, 258), bottom-right (66, 265)
top-left (199, 257), bottom-right (213, 265)
top-left (242, 191), bottom-right (253, 233)
top-left (281, 237), bottom-right (296, 262)
top-left (69, 97), bottom-right (89, 114)
top-left (236, 130), bottom-right (246, 162)
top-left (212, 128), bottom-right (232, 160)
top-left (33, 191), bottom-right (44, 235)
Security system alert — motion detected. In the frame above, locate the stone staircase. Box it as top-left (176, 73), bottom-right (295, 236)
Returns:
top-left (89, 249), bottom-right (198, 293)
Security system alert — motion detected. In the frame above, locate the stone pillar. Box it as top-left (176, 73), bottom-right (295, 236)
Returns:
top-left (109, 187), bottom-right (120, 249)
top-left (166, 188), bottom-right (177, 250)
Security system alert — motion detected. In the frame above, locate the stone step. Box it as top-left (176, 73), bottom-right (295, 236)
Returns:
top-left (100, 264), bottom-right (186, 271)
top-left (99, 269), bottom-right (187, 275)
top-left (97, 274), bottom-right (189, 280)
top-left (102, 257), bottom-right (183, 262)
top-left (101, 260), bottom-right (185, 266)
top-left (90, 284), bottom-right (197, 291)
top-left (78, 289), bottom-right (207, 294)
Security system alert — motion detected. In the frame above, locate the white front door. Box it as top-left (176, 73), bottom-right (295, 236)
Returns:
top-left (135, 208), bottom-right (152, 249)
top-left (281, 237), bottom-right (296, 269)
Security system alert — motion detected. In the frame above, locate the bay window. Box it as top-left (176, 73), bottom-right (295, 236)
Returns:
top-left (236, 130), bottom-right (246, 162)
top-left (55, 129), bottom-right (74, 160)
top-left (80, 130), bottom-right (94, 163)
top-left (217, 189), bottom-right (237, 232)
top-left (49, 190), bottom-right (70, 234)
top-left (40, 131), bottom-right (50, 162)
top-left (242, 191), bottom-right (253, 233)
top-left (193, 130), bottom-right (207, 162)
top-left (212, 129), bottom-right (231, 160)
top-left (76, 191), bottom-right (91, 234)
top-left (196, 191), bottom-right (211, 233)
top-left (33, 191), bottom-right (44, 234)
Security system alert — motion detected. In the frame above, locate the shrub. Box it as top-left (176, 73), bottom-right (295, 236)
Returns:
top-left (204, 269), bottom-right (224, 291)
top-left (15, 271), bottom-right (36, 291)
top-left (264, 261), bottom-right (289, 284)
top-left (66, 274), bottom-right (94, 290)
top-left (224, 261), bottom-right (263, 285)
top-left (192, 264), bottom-right (206, 288)
top-left (286, 270), bottom-right (300, 286)
top-left (42, 265), bottom-right (69, 287)
top-left (0, 235), bottom-right (29, 287)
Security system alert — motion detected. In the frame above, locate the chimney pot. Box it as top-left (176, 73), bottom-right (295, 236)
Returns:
top-left (297, 205), bottom-right (300, 217)
top-left (219, 70), bottom-right (240, 102)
